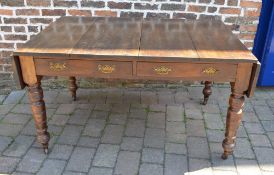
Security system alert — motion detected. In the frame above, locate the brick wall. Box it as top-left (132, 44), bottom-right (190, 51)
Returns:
top-left (0, 0), bottom-right (262, 89)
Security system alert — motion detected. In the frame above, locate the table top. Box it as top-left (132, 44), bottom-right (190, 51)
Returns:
top-left (14, 16), bottom-right (257, 63)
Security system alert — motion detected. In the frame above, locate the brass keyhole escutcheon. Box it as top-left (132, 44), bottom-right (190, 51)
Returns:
top-left (98, 64), bottom-right (116, 74)
top-left (154, 66), bottom-right (172, 75)
top-left (49, 62), bottom-right (67, 71)
top-left (202, 67), bottom-right (218, 75)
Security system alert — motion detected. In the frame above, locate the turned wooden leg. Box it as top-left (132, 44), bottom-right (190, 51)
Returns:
top-left (28, 80), bottom-right (50, 154)
top-left (68, 77), bottom-right (77, 101)
top-left (202, 81), bottom-right (212, 105)
top-left (222, 82), bottom-right (245, 159)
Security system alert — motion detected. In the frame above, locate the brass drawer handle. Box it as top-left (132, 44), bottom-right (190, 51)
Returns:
top-left (49, 62), bottom-right (67, 71)
top-left (202, 67), bottom-right (218, 75)
top-left (154, 66), bottom-right (172, 75)
top-left (98, 64), bottom-right (116, 74)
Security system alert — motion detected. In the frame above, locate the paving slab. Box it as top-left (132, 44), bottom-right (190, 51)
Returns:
top-left (3, 135), bottom-right (35, 157)
top-left (37, 159), bottom-right (66, 175)
top-left (211, 153), bottom-right (236, 171)
top-left (188, 158), bottom-right (213, 174)
top-left (147, 112), bottom-right (165, 129)
top-left (0, 104), bottom-right (15, 115)
top-left (49, 144), bottom-right (74, 160)
top-left (66, 147), bottom-right (95, 172)
top-left (262, 120), bottom-right (274, 132)
top-left (77, 136), bottom-right (100, 148)
top-left (186, 119), bottom-right (206, 137)
top-left (139, 163), bottom-right (163, 175)
top-left (68, 109), bottom-right (91, 125)
top-left (254, 147), bottom-right (274, 171)
top-left (101, 124), bottom-right (124, 144)
top-left (109, 113), bottom-right (127, 125)
top-left (144, 128), bottom-right (165, 148)
top-left (11, 104), bottom-right (32, 115)
top-left (166, 121), bottom-right (185, 133)
top-left (187, 137), bottom-right (210, 159)
top-left (92, 144), bottom-right (119, 168)
top-left (0, 156), bottom-right (20, 174)
top-left (165, 142), bottom-right (187, 155)
top-left (165, 154), bottom-right (188, 175)
top-left (204, 113), bottom-right (224, 130)
top-left (57, 125), bottom-right (83, 145)
top-left (235, 158), bottom-right (262, 175)
top-left (114, 151), bottom-right (140, 175)
top-left (0, 87), bottom-right (273, 175)
top-left (142, 148), bottom-right (164, 164)
top-left (0, 136), bottom-right (13, 152)
top-left (89, 167), bottom-right (112, 175)
top-left (3, 90), bottom-right (25, 105)
top-left (55, 104), bottom-right (77, 115)
top-left (16, 148), bottom-right (46, 173)
top-left (249, 134), bottom-right (272, 147)
top-left (244, 122), bottom-right (265, 134)
top-left (0, 95), bottom-right (6, 104)
top-left (141, 91), bottom-right (158, 104)
top-left (2, 113), bottom-right (31, 125)
top-left (233, 138), bottom-right (255, 159)
top-left (121, 137), bottom-right (143, 151)
top-left (83, 119), bottom-right (106, 137)
top-left (125, 119), bottom-right (145, 137)
top-left (166, 105), bottom-right (184, 122)
top-left (207, 129), bottom-right (225, 143)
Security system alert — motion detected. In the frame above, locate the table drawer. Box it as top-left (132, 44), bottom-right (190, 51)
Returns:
top-left (137, 62), bottom-right (237, 81)
top-left (34, 58), bottom-right (133, 77)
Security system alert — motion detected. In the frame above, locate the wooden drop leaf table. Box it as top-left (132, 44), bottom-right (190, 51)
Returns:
top-left (12, 16), bottom-right (260, 159)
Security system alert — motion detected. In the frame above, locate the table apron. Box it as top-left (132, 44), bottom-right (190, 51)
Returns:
top-left (33, 58), bottom-right (238, 82)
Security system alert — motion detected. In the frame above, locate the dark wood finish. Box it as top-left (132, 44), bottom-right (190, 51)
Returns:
top-left (222, 82), bottom-right (245, 159)
top-left (71, 17), bottom-right (142, 57)
top-left (137, 62), bottom-right (237, 81)
top-left (28, 78), bottom-right (50, 154)
top-left (19, 56), bottom-right (37, 85)
top-left (202, 81), bottom-right (212, 105)
top-left (68, 77), bottom-right (77, 101)
top-left (12, 17), bottom-right (260, 158)
top-left (14, 17), bottom-right (96, 57)
top-left (139, 19), bottom-right (198, 58)
top-left (34, 58), bottom-right (133, 78)
top-left (247, 61), bottom-right (261, 97)
top-left (186, 20), bottom-right (258, 63)
top-left (12, 56), bottom-right (26, 89)
top-left (18, 56), bottom-right (50, 153)
top-left (222, 63), bottom-right (253, 159)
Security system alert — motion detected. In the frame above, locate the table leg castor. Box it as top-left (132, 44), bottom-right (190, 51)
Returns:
top-left (69, 77), bottom-right (78, 101)
top-left (202, 81), bottom-right (212, 105)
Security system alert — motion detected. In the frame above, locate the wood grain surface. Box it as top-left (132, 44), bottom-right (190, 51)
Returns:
top-left (71, 17), bottom-right (142, 57)
top-left (139, 18), bottom-right (198, 58)
top-left (14, 16), bottom-right (96, 57)
top-left (34, 58), bottom-right (133, 78)
top-left (186, 20), bottom-right (257, 62)
top-left (136, 62), bottom-right (237, 81)
top-left (14, 16), bottom-right (258, 63)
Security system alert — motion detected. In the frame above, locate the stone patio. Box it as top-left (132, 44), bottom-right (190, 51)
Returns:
top-left (0, 85), bottom-right (274, 175)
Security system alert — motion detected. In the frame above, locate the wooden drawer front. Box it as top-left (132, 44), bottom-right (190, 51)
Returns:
top-left (137, 62), bottom-right (237, 81)
top-left (35, 58), bottom-right (133, 77)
